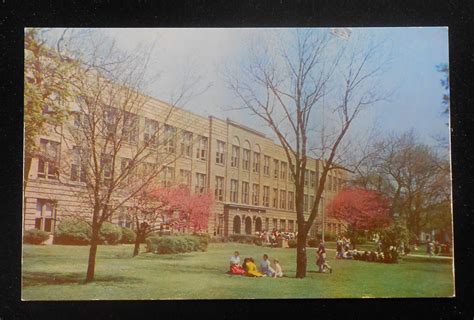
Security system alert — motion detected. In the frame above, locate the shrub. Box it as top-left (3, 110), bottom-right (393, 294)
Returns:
top-left (99, 223), bottom-right (123, 245)
top-left (209, 236), bottom-right (228, 243)
top-left (228, 234), bottom-right (259, 244)
top-left (54, 219), bottom-right (91, 245)
top-left (288, 239), bottom-right (298, 248)
top-left (120, 228), bottom-right (136, 244)
top-left (307, 238), bottom-right (319, 248)
top-left (24, 229), bottom-right (50, 245)
top-left (253, 237), bottom-right (263, 246)
top-left (146, 235), bottom-right (208, 254)
top-left (55, 219), bottom-right (124, 245)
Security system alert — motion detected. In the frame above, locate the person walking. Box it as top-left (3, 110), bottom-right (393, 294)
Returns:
top-left (316, 240), bottom-right (332, 273)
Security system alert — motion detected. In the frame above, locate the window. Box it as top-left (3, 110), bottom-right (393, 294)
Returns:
top-left (280, 190), bottom-right (286, 209)
top-left (304, 194), bottom-right (309, 212)
top-left (310, 171), bottom-right (316, 188)
top-left (333, 175), bottom-right (337, 192)
top-left (37, 139), bottom-right (59, 179)
top-left (122, 112), bottom-right (138, 144)
top-left (161, 166), bottom-right (174, 187)
top-left (273, 188), bottom-right (278, 208)
top-left (304, 170), bottom-right (309, 186)
top-left (328, 175), bottom-right (333, 191)
top-left (310, 195), bottom-right (315, 212)
top-left (101, 154), bottom-right (113, 185)
top-left (253, 152), bottom-right (260, 173)
top-left (215, 176), bottom-right (224, 201)
top-left (71, 146), bottom-right (87, 182)
top-left (231, 145), bottom-right (239, 167)
top-left (230, 179), bottom-right (238, 202)
top-left (273, 218), bottom-right (278, 230)
top-left (338, 178), bottom-right (343, 192)
top-left (144, 118), bottom-right (159, 147)
top-left (180, 131), bottom-right (193, 157)
top-left (216, 140), bottom-right (225, 165)
top-left (273, 160), bottom-right (279, 178)
top-left (118, 207), bottom-right (132, 228)
top-left (196, 136), bottom-right (208, 161)
top-left (103, 107), bottom-right (117, 137)
top-left (252, 184), bottom-right (259, 206)
top-left (242, 149), bottom-right (250, 170)
top-left (242, 182), bottom-right (249, 204)
top-left (290, 164), bottom-right (295, 181)
top-left (35, 199), bottom-right (55, 232)
top-left (263, 186), bottom-right (270, 207)
top-left (265, 218), bottom-right (269, 231)
top-left (179, 169), bottom-right (191, 187)
top-left (280, 219), bottom-right (286, 231)
top-left (164, 124), bottom-right (176, 153)
top-left (288, 191), bottom-right (294, 210)
top-left (195, 173), bottom-right (206, 193)
top-left (263, 156), bottom-right (270, 176)
top-left (288, 220), bottom-right (294, 232)
top-left (280, 162), bottom-right (287, 180)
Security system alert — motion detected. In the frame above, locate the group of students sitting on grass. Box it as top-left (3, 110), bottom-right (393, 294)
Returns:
top-left (336, 247), bottom-right (399, 263)
top-left (229, 251), bottom-right (284, 277)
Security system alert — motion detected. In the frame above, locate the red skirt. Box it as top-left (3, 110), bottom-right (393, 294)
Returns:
top-left (230, 264), bottom-right (246, 275)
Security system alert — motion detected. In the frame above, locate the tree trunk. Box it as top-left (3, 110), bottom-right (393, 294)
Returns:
top-left (133, 230), bottom-right (141, 257)
top-left (86, 225), bottom-right (100, 282)
top-left (295, 223), bottom-right (308, 278)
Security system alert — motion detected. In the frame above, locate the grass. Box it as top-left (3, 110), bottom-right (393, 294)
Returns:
top-left (22, 243), bottom-right (454, 300)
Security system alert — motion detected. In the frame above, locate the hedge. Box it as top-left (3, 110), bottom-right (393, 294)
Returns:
top-left (24, 229), bottom-right (50, 245)
top-left (288, 239), bottom-right (298, 248)
top-left (54, 219), bottom-right (123, 245)
top-left (54, 219), bottom-right (91, 245)
top-left (228, 234), bottom-right (262, 246)
top-left (307, 238), bottom-right (319, 248)
top-left (146, 235), bottom-right (208, 254)
top-left (121, 228), bottom-right (137, 244)
top-left (99, 223), bottom-right (122, 245)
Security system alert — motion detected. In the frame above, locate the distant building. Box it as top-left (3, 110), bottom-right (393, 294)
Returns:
top-left (24, 89), bottom-right (349, 238)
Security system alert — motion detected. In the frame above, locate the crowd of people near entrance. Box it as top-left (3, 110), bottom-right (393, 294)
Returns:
top-left (255, 229), bottom-right (297, 247)
top-left (229, 251), bottom-right (284, 277)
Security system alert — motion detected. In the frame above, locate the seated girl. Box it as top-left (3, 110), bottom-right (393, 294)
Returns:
top-left (244, 257), bottom-right (264, 277)
top-left (273, 259), bottom-right (283, 278)
top-left (229, 251), bottom-right (246, 275)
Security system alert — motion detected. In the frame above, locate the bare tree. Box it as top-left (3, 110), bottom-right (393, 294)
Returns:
top-left (226, 29), bottom-right (390, 278)
top-left (51, 30), bottom-right (206, 282)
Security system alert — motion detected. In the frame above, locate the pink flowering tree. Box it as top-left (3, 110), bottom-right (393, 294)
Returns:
top-left (326, 188), bottom-right (392, 248)
top-left (130, 186), bottom-right (213, 256)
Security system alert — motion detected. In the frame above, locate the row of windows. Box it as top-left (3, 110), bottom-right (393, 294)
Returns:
top-left (37, 137), bottom-right (344, 197)
top-left (228, 179), bottom-right (296, 210)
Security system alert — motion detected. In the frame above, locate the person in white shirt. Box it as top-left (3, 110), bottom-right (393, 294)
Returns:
top-left (273, 259), bottom-right (283, 278)
top-left (229, 251), bottom-right (245, 275)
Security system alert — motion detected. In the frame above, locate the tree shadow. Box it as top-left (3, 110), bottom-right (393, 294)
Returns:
top-left (22, 272), bottom-right (143, 287)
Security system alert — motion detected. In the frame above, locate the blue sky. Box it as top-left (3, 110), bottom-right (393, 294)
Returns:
top-left (46, 27), bottom-right (450, 148)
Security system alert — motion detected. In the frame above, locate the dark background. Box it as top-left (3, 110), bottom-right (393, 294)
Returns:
top-left (1, 0), bottom-right (473, 318)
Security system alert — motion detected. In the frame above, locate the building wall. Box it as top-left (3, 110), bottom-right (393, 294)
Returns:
top-left (24, 92), bottom-right (349, 237)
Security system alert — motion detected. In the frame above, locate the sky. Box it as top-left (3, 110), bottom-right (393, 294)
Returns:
top-left (45, 27), bottom-right (450, 148)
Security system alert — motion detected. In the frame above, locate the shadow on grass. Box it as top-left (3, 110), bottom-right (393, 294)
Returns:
top-left (23, 272), bottom-right (143, 287)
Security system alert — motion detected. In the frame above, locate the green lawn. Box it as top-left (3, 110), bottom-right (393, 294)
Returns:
top-left (22, 243), bottom-right (454, 300)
